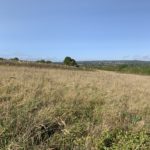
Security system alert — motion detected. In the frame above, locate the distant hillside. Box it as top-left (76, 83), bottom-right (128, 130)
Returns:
top-left (1, 59), bottom-right (150, 75)
top-left (78, 60), bottom-right (150, 66)
top-left (77, 60), bottom-right (150, 75)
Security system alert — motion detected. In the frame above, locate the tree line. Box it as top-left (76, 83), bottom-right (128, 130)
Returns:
top-left (0, 56), bottom-right (79, 67)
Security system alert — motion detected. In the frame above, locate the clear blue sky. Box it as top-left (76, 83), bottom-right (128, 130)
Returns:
top-left (0, 0), bottom-right (150, 61)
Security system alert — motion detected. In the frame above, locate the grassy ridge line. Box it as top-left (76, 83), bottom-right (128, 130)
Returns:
top-left (80, 64), bottom-right (150, 75)
top-left (0, 60), bottom-right (80, 70)
top-left (1, 60), bottom-right (150, 75)
top-left (100, 65), bottom-right (150, 75)
top-left (0, 60), bottom-right (96, 72)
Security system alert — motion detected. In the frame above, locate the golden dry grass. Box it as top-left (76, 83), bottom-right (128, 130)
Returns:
top-left (0, 65), bottom-right (150, 149)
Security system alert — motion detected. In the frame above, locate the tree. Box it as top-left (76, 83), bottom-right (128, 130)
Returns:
top-left (36, 59), bottom-right (46, 63)
top-left (10, 57), bottom-right (19, 61)
top-left (0, 58), bottom-right (4, 61)
top-left (36, 60), bottom-right (52, 64)
top-left (63, 57), bottom-right (78, 67)
top-left (45, 60), bottom-right (52, 64)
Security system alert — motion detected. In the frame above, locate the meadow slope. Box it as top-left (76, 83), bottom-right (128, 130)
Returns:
top-left (0, 66), bottom-right (150, 149)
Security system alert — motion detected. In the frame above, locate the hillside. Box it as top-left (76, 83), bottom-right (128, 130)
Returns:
top-left (78, 60), bottom-right (150, 65)
top-left (0, 65), bottom-right (150, 149)
top-left (79, 60), bottom-right (150, 75)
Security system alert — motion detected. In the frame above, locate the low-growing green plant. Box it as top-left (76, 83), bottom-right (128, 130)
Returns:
top-left (97, 130), bottom-right (150, 149)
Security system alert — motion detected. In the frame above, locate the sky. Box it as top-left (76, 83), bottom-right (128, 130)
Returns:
top-left (0, 0), bottom-right (150, 61)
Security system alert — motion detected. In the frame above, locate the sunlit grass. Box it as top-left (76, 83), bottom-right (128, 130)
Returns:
top-left (0, 65), bottom-right (150, 149)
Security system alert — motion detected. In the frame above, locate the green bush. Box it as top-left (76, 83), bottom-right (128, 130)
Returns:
top-left (10, 57), bottom-right (19, 61)
top-left (36, 60), bottom-right (52, 64)
top-left (0, 57), bottom-right (5, 61)
top-left (64, 57), bottom-right (78, 67)
top-left (45, 60), bottom-right (52, 64)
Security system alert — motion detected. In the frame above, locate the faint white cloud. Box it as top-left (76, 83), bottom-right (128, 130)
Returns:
top-left (133, 55), bottom-right (150, 61)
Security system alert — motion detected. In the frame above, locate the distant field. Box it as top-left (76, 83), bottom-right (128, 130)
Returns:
top-left (79, 61), bottom-right (150, 75)
top-left (1, 59), bottom-right (150, 76)
top-left (0, 65), bottom-right (150, 149)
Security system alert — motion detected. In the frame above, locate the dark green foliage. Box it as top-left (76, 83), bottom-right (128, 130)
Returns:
top-left (45, 60), bottom-right (52, 64)
top-left (29, 121), bottom-right (65, 145)
top-left (82, 63), bottom-right (150, 75)
top-left (36, 59), bottom-right (52, 64)
top-left (0, 59), bottom-right (81, 71)
top-left (64, 57), bottom-right (78, 67)
top-left (36, 59), bottom-right (46, 63)
top-left (118, 64), bottom-right (128, 71)
top-left (0, 57), bottom-right (5, 61)
top-left (10, 57), bottom-right (19, 61)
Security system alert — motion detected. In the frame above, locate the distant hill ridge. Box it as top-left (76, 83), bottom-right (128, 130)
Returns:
top-left (78, 60), bottom-right (150, 65)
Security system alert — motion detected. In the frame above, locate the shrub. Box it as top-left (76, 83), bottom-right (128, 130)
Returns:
top-left (0, 57), bottom-right (5, 61)
top-left (36, 59), bottom-right (46, 63)
top-left (10, 57), bottom-right (19, 61)
top-left (64, 57), bottom-right (78, 67)
top-left (45, 60), bottom-right (52, 64)
top-left (36, 60), bottom-right (52, 64)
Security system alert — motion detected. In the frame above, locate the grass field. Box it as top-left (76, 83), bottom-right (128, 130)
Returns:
top-left (0, 65), bottom-right (150, 149)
